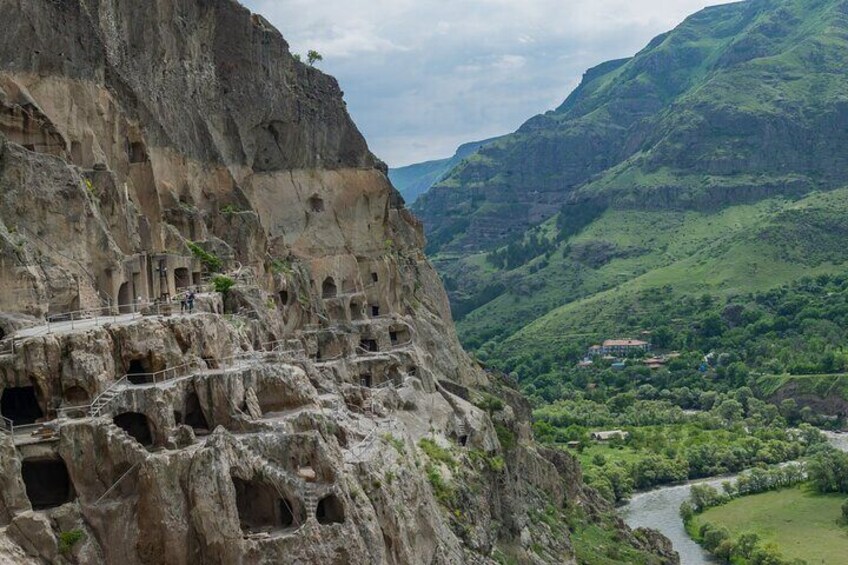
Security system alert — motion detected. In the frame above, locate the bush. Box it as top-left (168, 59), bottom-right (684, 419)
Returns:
top-left (188, 242), bottom-right (223, 272)
top-left (494, 423), bottom-right (516, 450)
top-left (59, 530), bottom-right (85, 555)
top-left (212, 275), bottom-right (235, 294)
top-left (419, 438), bottom-right (456, 468)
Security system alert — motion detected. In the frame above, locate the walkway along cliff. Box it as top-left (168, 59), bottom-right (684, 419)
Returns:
top-left (0, 1), bottom-right (676, 563)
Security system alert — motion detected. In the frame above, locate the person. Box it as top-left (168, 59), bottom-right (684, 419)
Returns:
top-left (187, 290), bottom-right (195, 314)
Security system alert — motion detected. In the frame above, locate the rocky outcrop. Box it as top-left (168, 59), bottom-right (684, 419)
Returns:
top-left (0, 1), bottom-right (676, 564)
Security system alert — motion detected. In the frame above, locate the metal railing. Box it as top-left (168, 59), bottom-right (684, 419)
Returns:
top-left (95, 462), bottom-right (140, 505)
top-left (0, 415), bottom-right (13, 436)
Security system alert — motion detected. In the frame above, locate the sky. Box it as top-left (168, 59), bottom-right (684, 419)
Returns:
top-left (242, 0), bottom-right (723, 167)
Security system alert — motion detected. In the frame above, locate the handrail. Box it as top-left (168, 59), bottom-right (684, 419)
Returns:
top-left (95, 462), bottom-right (140, 504)
top-left (0, 415), bottom-right (13, 436)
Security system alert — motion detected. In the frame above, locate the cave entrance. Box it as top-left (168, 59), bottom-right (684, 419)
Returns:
top-left (360, 374), bottom-right (372, 388)
top-left (1, 386), bottom-right (44, 426)
top-left (22, 458), bottom-right (75, 510)
top-left (184, 392), bottom-right (209, 434)
top-left (232, 477), bottom-right (301, 533)
top-left (370, 305), bottom-right (380, 317)
top-left (113, 412), bottom-right (153, 447)
top-left (128, 141), bottom-right (148, 164)
top-left (118, 282), bottom-right (134, 314)
top-left (126, 358), bottom-right (151, 385)
top-left (360, 339), bottom-right (378, 353)
top-left (322, 277), bottom-right (337, 299)
top-left (308, 195), bottom-right (325, 213)
top-left (316, 494), bottom-right (345, 525)
top-left (174, 268), bottom-right (191, 290)
top-left (279, 290), bottom-right (289, 306)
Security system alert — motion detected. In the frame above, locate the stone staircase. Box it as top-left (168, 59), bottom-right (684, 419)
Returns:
top-left (303, 486), bottom-right (318, 522)
top-left (90, 385), bottom-right (124, 418)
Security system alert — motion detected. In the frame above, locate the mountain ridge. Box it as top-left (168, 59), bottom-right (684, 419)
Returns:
top-left (388, 136), bottom-right (502, 204)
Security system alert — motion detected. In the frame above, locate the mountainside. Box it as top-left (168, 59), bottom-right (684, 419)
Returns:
top-left (0, 1), bottom-right (675, 564)
top-left (411, 0), bottom-right (848, 380)
top-left (389, 136), bottom-right (501, 204)
top-left (415, 0), bottom-right (848, 255)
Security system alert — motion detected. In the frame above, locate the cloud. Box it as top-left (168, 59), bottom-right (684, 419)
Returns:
top-left (241, 1), bottom-right (720, 166)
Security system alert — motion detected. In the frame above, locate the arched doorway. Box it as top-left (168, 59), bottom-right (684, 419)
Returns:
top-left (316, 494), bottom-right (345, 525)
top-left (322, 277), bottom-right (337, 299)
top-left (174, 268), bottom-right (191, 290)
top-left (118, 282), bottom-right (133, 314)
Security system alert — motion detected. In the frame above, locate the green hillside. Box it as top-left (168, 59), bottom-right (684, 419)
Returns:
top-left (388, 137), bottom-right (501, 204)
top-left (410, 0), bottom-right (848, 402)
top-left (415, 0), bottom-right (848, 255)
top-left (446, 188), bottom-right (848, 377)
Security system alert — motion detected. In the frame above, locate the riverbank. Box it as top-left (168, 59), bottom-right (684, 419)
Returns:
top-left (619, 432), bottom-right (848, 565)
top-left (691, 485), bottom-right (848, 564)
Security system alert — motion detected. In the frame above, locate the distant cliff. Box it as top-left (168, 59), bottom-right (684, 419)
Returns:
top-left (388, 136), bottom-right (501, 204)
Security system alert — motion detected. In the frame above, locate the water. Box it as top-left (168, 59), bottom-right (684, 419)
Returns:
top-left (619, 432), bottom-right (848, 565)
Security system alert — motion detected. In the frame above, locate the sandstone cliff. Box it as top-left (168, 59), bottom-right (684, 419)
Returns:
top-left (0, 1), bottom-right (676, 563)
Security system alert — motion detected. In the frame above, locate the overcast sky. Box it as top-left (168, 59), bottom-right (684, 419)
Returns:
top-left (242, 0), bottom-right (723, 167)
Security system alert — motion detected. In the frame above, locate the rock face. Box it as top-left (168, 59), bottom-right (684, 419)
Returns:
top-left (0, 1), bottom-right (677, 564)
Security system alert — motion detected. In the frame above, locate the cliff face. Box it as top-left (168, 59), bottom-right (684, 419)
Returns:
top-left (0, 1), bottom-right (676, 564)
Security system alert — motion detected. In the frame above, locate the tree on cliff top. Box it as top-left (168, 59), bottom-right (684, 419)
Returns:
top-left (307, 50), bottom-right (323, 66)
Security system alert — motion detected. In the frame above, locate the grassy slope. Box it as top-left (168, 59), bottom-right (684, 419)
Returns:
top-left (456, 188), bottom-right (848, 359)
top-left (692, 485), bottom-right (848, 564)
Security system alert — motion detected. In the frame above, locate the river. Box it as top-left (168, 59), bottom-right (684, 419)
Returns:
top-left (618, 432), bottom-right (848, 565)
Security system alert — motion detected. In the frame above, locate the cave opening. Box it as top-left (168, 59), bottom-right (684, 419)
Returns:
top-left (360, 374), bottom-right (373, 388)
top-left (316, 494), bottom-right (345, 525)
top-left (370, 305), bottom-right (380, 317)
top-left (128, 141), bottom-right (148, 164)
top-left (322, 277), bottom-right (337, 299)
top-left (113, 412), bottom-right (153, 447)
top-left (279, 290), bottom-right (289, 305)
top-left (118, 282), bottom-right (134, 314)
top-left (350, 300), bottom-right (364, 321)
top-left (308, 195), bottom-right (325, 213)
top-left (232, 477), bottom-right (301, 533)
top-left (184, 392), bottom-right (209, 434)
top-left (174, 267), bottom-right (191, 290)
top-left (360, 339), bottom-right (378, 353)
top-left (126, 358), bottom-right (151, 385)
top-left (21, 458), bottom-right (75, 510)
top-left (1, 386), bottom-right (44, 426)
